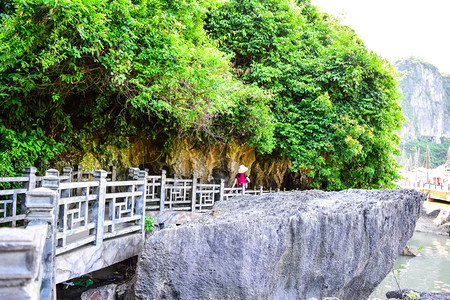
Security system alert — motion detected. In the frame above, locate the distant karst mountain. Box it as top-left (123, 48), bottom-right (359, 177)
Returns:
top-left (394, 57), bottom-right (450, 168)
top-left (395, 57), bottom-right (450, 143)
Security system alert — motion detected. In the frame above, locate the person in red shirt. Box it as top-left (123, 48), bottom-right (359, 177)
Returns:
top-left (231, 164), bottom-right (250, 190)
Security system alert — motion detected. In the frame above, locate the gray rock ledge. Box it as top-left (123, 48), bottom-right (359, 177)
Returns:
top-left (134, 189), bottom-right (426, 300)
top-left (386, 288), bottom-right (450, 299)
top-left (415, 204), bottom-right (450, 236)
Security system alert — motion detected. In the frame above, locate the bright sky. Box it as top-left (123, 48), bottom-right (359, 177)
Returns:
top-left (310, 0), bottom-right (450, 74)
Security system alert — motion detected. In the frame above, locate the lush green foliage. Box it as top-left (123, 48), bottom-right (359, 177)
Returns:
top-left (206, 0), bottom-right (403, 189)
top-left (0, 124), bottom-right (63, 176)
top-left (145, 215), bottom-right (156, 232)
top-left (0, 0), bottom-right (274, 175)
top-left (1, 0), bottom-right (403, 190)
top-left (0, 1), bottom-right (14, 19)
top-left (62, 276), bottom-right (94, 290)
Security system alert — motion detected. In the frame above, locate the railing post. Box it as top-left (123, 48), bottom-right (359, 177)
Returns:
top-left (191, 174), bottom-right (197, 212)
top-left (25, 185), bottom-right (58, 225)
top-left (137, 171), bottom-right (148, 236)
top-left (25, 170), bottom-right (59, 300)
top-left (128, 167), bottom-right (139, 180)
top-left (111, 166), bottom-right (117, 181)
top-left (160, 170), bottom-right (166, 213)
top-left (110, 166), bottom-right (117, 193)
top-left (93, 170), bottom-right (107, 246)
top-left (241, 185), bottom-right (245, 195)
top-left (22, 166), bottom-right (37, 213)
top-left (259, 186), bottom-right (263, 195)
top-left (62, 167), bottom-right (72, 180)
top-left (76, 165), bottom-right (83, 182)
top-left (0, 224), bottom-right (46, 300)
top-left (43, 169), bottom-right (60, 188)
top-left (23, 166), bottom-right (37, 191)
top-left (219, 179), bottom-right (225, 202)
top-left (61, 167), bottom-right (72, 198)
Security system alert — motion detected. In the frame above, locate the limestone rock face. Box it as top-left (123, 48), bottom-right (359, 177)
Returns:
top-left (395, 57), bottom-right (450, 143)
top-left (130, 138), bottom-right (296, 189)
top-left (134, 189), bottom-right (425, 300)
top-left (165, 140), bottom-right (256, 186)
top-left (69, 137), bottom-right (300, 189)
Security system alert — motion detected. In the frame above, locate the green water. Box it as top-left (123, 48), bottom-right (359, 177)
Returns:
top-left (370, 232), bottom-right (450, 299)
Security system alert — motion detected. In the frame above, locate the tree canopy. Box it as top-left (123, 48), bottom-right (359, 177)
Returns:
top-left (0, 0), bottom-right (402, 190)
top-left (0, 0), bottom-right (274, 175)
top-left (206, 0), bottom-right (403, 189)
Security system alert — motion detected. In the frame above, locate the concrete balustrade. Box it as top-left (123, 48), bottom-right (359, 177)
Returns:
top-left (0, 166), bottom-right (271, 298)
top-left (0, 170), bottom-right (59, 300)
top-left (0, 225), bottom-right (46, 300)
top-left (26, 171), bottom-right (59, 300)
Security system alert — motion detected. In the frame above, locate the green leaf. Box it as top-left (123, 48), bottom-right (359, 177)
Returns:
top-left (85, 279), bottom-right (94, 288)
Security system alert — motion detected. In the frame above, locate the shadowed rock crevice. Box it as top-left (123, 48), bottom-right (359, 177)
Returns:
top-left (134, 189), bottom-right (426, 300)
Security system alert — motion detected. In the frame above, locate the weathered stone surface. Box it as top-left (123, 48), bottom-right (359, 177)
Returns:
top-left (415, 204), bottom-right (450, 236)
top-left (81, 284), bottom-right (117, 300)
top-left (134, 189), bottom-right (425, 300)
top-left (400, 245), bottom-right (419, 256)
top-left (386, 288), bottom-right (450, 299)
top-left (146, 211), bottom-right (204, 228)
top-left (251, 154), bottom-right (313, 190)
top-left (0, 225), bottom-right (47, 300)
top-left (116, 281), bottom-right (134, 300)
top-left (69, 138), bottom-right (306, 190)
top-left (165, 140), bottom-right (256, 187)
top-left (434, 209), bottom-right (450, 226)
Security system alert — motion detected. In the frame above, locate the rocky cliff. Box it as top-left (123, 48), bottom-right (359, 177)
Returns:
top-left (133, 189), bottom-right (426, 300)
top-left (395, 57), bottom-right (450, 143)
top-left (68, 138), bottom-right (308, 190)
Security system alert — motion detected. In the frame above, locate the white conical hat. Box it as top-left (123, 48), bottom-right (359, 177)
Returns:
top-left (238, 165), bottom-right (248, 173)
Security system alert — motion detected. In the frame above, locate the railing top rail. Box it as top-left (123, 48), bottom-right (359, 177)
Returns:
top-left (60, 181), bottom-right (99, 189)
top-left (0, 176), bottom-right (29, 183)
top-left (197, 183), bottom-right (220, 187)
top-left (165, 185), bottom-right (192, 189)
top-left (223, 187), bottom-right (239, 191)
top-left (105, 191), bottom-right (144, 199)
top-left (106, 180), bottom-right (145, 187)
top-left (58, 195), bottom-right (97, 205)
top-left (165, 178), bottom-right (192, 183)
top-left (0, 188), bottom-right (27, 196)
top-left (36, 175), bottom-right (70, 181)
top-left (75, 170), bottom-right (112, 173)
